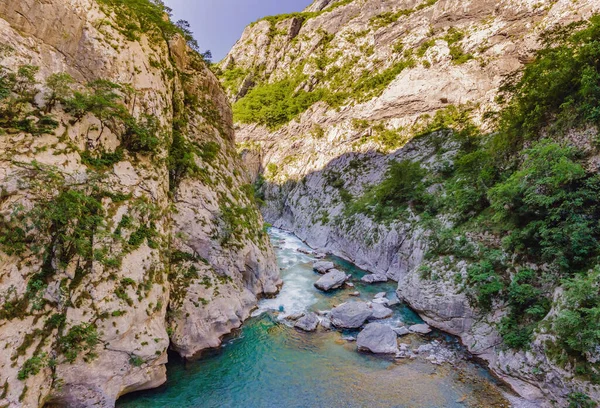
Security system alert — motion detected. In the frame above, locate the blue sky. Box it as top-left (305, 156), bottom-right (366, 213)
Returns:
top-left (164, 0), bottom-right (313, 62)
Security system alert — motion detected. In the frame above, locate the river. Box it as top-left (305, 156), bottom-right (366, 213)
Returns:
top-left (117, 228), bottom-right (513, 408)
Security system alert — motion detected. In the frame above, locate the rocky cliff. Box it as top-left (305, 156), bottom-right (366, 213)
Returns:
top-left (219, 0), bottom-right (600, 406)
top-left (0, 1), bottom-right (279, 407)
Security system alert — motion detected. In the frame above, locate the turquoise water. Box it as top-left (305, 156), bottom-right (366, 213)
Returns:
top-left (117, 229), bottom-right (508, 408)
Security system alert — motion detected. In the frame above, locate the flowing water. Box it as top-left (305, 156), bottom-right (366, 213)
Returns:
top-left (117, 228), bottom-right (512, 408)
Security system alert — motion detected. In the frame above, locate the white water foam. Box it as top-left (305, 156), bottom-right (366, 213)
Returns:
top-left (253, 228), bottom-right (319, 320)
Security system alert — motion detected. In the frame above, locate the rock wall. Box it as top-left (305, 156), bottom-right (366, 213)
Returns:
top-left (221, 0), bottom-right (600, 406)
top-left (0, 1), bottom-right (279, 407)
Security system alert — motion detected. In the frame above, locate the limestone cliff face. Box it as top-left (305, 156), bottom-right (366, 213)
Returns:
top-left (0, 1), bottom-right (279, 407)
top-left (220, 0), bottom-right (600, 406)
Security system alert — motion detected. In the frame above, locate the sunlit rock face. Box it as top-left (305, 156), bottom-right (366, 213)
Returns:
top-left (0, 1), bottom-right (279, 407)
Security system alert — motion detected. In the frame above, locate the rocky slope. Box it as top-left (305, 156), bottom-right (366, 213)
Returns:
top-left (0, 1), bottom-right (279, 407)
top-left (219, 0), bottom-right (600, 406)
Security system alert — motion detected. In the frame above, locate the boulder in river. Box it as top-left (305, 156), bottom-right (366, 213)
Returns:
top-left (330, 301), bottom-right (372, 328)
top-left (361, 274), bottom-right (388, 283)
top-left (314, 269), bottom-right (347, 291)
top-left (357, 323), bottom-right (399, 354)
top-left (369, 303), bottom-right (393, 320)
top-left (285, 313), bottom-right (305, 321)
top-left (294, 313), bottom-right (320, 332)
top-left (409, 323), bottom-right (432, 334)
top-left (374, 292), bottom-right (386, 299)
top-left (393, 326), bottom-right (411, 336)
top-left (320, 317), bottom-right (332, 330)
top-left (313, 261), bottom-right (335, 274)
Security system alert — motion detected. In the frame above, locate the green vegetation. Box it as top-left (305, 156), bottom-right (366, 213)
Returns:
top-left (233, 56), bottom-right (415, 128)
top-left (346, 161), bottom-right (428, 222)
top-left (233, 74), bottom-right (325, 129)
top-left (252, 0), bottom-right (354, 28)
top-left (488, 141), bottom-right (600, 272)
top-left (369, 0), bottom-right (439, 29)
top-left (497, 15), bottom-right (600, 154)
top-left (58, 323), bottom-right (99, 363)
top-left (351, 58), bottom-right (416, 103)
top-left (218, 66), bottom-right (248, 94)
top-left (443, 28), bottom-right (474, 65)
top-left (568, 392), bottom-right (598, 408)
top-left (64, 79), bottom-right (162, 154)
top-left (344, 16), bottom-right (600, 364)
top-left (129, 355), bottom-right (144, 367)
top-left (17, 353), bottom-right (48, 380)
top-left (552, 267), bottom-right (600, 379)
top-left (95, 0), bottom-right (208, 56)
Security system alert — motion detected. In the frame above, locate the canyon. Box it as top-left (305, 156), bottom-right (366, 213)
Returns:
top-left (1, 0), bottom-right (600, 407)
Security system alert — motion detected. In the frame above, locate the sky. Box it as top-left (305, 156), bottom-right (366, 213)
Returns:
top-left (164, 0), bottom-right (314, 62)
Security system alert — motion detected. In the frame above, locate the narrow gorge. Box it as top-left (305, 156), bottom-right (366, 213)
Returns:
top-left (1, 0), bottom-right (600, 407)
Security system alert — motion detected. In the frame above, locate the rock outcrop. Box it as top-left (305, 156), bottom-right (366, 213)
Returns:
top-left (0, 1), bottom-right (279, 407)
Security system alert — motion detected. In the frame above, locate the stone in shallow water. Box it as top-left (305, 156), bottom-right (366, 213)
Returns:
top-left (314, 269), bottom-right (347, 291)
top-left (374, 292), bottom-right (386, 299)
top-left (330, 301), bottom-right (373, 329)
top-left (409, 323), bottom-right (432, 334)
top-left (387, 298), bottom-right (400, 307)
top-left (349, 291), bottom-right (361, 297)
top-left (361, 274), bottom-right (388, 283)
top-left (285, 313), bottom-right (305, 321)
top-left (393, 326), bottom-right (411, 336)
top-left (320, 317), bottom-right (332, 330)
top-left (357, 323), bottom-right (399, 354)
top-left (313, 261), bottom-right (335, 274)
top-left (369, 303), bottom-right (393, 320)
top-left (294, 313), bottom-right (319, 332)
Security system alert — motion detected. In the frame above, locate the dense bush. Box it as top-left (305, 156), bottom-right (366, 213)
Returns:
top-left (495, 15), bottom-right (600, 155)
top-left (488, 140), bottom-right (600, 272)
top-left (233, 76), bottom-right (325, 129)
top-left (58, 323), bottom-right (99, 363)
top-left (554, 267), bottom-right (600, 358)
top-left (347, 160), bottom-right (428, 222)
top-left (17, 353), bottom-right (48, 380)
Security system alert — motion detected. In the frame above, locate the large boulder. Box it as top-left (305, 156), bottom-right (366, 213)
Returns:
top-left (314, 269), bottom-right (347, 291)
top-left (369, 302), bottom-right (393, 320)
top-left (313, 260), bottom-right (335, 274)
top-left (393, 326), bottom-right (411, 336)
top-left (361, 274), bottom-right (388, 283)
top-left (409, 323), bottom-right (432, 334)
top-left (294, 313), bottom-right (320, 332)
top-left (330, 302), bottom-right (373, 328)
top-left (357, 323), bottom-right (399, 354)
